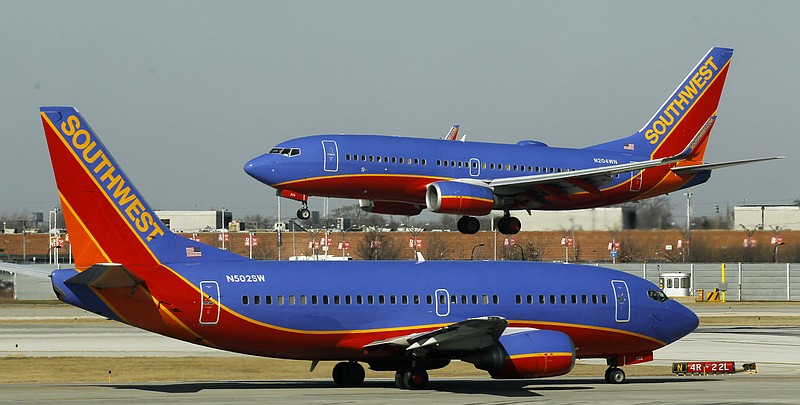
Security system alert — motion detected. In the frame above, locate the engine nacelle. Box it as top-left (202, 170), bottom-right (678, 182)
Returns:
top-left (463, 330), bottom-right (575, 379)
top-left (425, 181), bottom-right (498, 215)
top-left (359, 199), bottom-right (423, 216)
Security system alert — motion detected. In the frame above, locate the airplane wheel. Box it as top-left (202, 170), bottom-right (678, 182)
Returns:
top-left (402, 369), bottom-right (429, 390)
top-left (332, 361), bottom-right (365, 387)
top-left (394, 370), bottom-right (408, 389)
top-left (297, 208), bottom-right (311, 220)
top-left (605, 367), bottom-right (626, 384)
top-left (457, 216), bottom-right (480, 234)
top-left (497, 216), bottom-right (521, 235)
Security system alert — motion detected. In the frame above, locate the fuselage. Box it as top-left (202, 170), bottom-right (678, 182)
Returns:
top-left (245, 135), bottom-right (708, 211)
top-left (53, 259), bottom-right (698, 362)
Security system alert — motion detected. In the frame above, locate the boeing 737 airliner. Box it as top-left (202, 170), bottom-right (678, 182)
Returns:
top-left (245, 47), bottom-right (780, 235)
top-left (41, 106), bottom-right (698, 388)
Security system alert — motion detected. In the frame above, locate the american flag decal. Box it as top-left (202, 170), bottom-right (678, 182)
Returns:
top-left (186, 246), bottom-right (202, 258)
top-left (623, 143), bottom-right (635, 151)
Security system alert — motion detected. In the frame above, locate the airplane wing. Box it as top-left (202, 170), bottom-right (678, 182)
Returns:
top-left (484, 156), bottom-right (680, 197)
top-left (365, 316), bottom-right (508, 354)
top-left (478, 155), bottom-right (782, 201)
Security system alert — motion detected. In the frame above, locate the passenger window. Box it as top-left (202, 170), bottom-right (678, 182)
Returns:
top-left (472, 295), bottom-right (478, 304)
top-left (311, 295), bottom-right (318, 305)
top-left (539, 295), bottom-right (545, 304)
top-left (402, 295), bottom-right (408, 305)
top-left (265, 295), bottom-right (272, 305)
top-left (379, 295), bottom-right (386, 304)
top-left (345, 295), bottom-right (351, 305)
top-left (571, 295), bottom-right (577, 304)
top-left (254, 295), bottom-right (260, 305)
top-left (333, 295), bottom-right (340, 305)
top-left (277, 295), bottom-right (284, 305)
top-left (516, 295), bottom-right (522, 304)
top-left (493, 295), bottom-right (499, 304)
top-left (300, 295), bottom-right (307, 305)
top-left (356, 295), bottom-right (363, 304)
top-left (439, 294), bottom-right (446, 305)
top-left (426, 295), bottom-right (433, 304)
top-left (482, 294), bottom-right (489, 304)
top-left (560, 295), bottom-right (566, 304)
top-left (288, 295), bottom-right (296, 305)
top-left (550, 295), bottom-right (556, 304)
top-left (582, 294), bottom-right (588, 304)
top-left (242, 295), bottom-right (249, 305)
top-left (592, 295), bottom-right (598, 304)
top-left (461, 295), bottom-right (467, 304)
top-left (602, 295), bottom-right (608, 304)
top-left (414, 295), bottom-right (420, 304)
top-left (367, 295), bottom-right (374, 304)
top-left (345, 154), bottom-right (351, 160)
top-left (322, 295), bottom-right (329, 305)
top-left (526, 295), bottom-right (533, 304)
top-left (390, 295), bottom-right (397, 304)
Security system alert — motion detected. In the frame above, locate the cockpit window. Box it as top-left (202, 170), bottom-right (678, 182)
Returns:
top-left (269, 147), bottom-right (301, 157)
top-left (648, 290), bottom-right (669, 303)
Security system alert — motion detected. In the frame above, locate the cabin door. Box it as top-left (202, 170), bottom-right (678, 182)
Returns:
top-left (612, 280), bottom-right (630, 323)
top-left (322, 140), bottom-right (339, 172)
top-left (435, 288), bottom-right (450, 316)
top-left (630, 168), bottom-right (643, 192)
top-left (199, 281), bottom-right (220, 325)
top-left (469, 158), bottom-right (481, 177)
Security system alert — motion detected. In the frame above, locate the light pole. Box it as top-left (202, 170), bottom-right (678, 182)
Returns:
top-left (471, 243), bottom-right (484, 260)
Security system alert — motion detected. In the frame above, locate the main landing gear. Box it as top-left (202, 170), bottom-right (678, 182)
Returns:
top-left (457, 213), bottom-right (521, 235)
top-left (604, 366), bottom-right (626, 384)
top-left (296, 202), bottom-right (311, 220)
top-left (497, 214), bottom-right (521, 235)
top-left (457, 216), bottom-right (480, 234)
top-left (331, 361), bottom-right (365, 387)
top-left (394, 368), bottom-right (429, 390)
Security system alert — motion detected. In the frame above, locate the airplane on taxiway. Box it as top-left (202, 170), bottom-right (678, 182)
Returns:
top-left (244, 47), bottom-right (780, 235)
top-left (41, 105), bottom-right (698, 388)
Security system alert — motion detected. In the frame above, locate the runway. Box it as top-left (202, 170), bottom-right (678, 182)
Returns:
top-left (1, 303), bottom-right (799, 403)
top-left (1, 376), bottom-right (799, 404)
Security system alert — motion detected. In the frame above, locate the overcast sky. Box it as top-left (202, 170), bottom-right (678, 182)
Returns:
top-left (1, 0), bottom-right (797, 224)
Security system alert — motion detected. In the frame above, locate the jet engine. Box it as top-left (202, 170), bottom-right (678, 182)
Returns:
top-left (463, 329), bottom-right (575, 379)
top-left (425, 181), bottom-right (499, 216)
top-left (359, 199), bottom-right (423, 216)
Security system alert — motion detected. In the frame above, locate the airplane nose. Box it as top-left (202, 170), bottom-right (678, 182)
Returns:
top-left (244, 155), bottom-right (274, 184)
top-left (656, 300), bottom-right (699, 344)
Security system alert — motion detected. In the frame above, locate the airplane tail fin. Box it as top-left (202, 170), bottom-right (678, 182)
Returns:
top-left (587, 47), bottom-right (734, 161)
top-left (40, 106), bottom-right (244, 271)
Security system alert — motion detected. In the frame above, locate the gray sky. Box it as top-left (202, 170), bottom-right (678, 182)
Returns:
top-left (1, 0), bottom-right (797, 224)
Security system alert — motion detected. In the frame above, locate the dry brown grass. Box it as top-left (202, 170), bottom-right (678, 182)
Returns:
top-left (0, 356), bottom-right (668, 384)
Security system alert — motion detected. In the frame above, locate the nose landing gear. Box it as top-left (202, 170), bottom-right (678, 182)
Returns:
top-left (297, 202), bottom-right (311, 220)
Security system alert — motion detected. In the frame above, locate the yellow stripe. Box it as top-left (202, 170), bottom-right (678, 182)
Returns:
top-left (273, 173), bottom-right (450, 189)
top-left (58, 192), bottom-right (112, 263)
top-left (509, 352), bottom-right (573, 360)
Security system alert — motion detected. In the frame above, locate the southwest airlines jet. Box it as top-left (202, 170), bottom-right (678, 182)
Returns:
top-left (41, 106), bottom-right (697, 388)
top-left (245, 47), bottom-right (780, 235)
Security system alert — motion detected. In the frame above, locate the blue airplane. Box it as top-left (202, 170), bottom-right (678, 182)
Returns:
top-left (41, 105), bottom-right (697, 388)
top-left (245, 47), bottom-right (780, 235)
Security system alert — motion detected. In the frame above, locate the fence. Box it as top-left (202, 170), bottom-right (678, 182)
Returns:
top-left (606, 263), bottom-right (799, 301)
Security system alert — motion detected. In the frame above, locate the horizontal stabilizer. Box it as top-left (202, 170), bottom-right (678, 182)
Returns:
top-left (671, 156), bottom-right (784, 174)
top-left (64, 263), bottom-right (144, 289)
